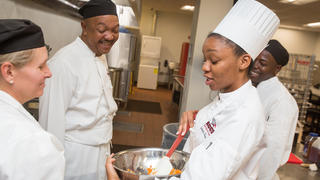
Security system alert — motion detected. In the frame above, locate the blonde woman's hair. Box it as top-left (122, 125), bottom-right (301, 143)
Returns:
top-left (0, 49), bottom-right (33, 68)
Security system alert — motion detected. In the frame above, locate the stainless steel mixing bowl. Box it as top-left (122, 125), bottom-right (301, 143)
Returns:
top-left (113, 148), bottom-right (190, 180)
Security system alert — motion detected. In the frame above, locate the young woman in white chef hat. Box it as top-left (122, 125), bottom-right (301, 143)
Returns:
top-left (0, 19), bottom-right (64, 180)
top-left (105, 0), bottom-right (280, 179)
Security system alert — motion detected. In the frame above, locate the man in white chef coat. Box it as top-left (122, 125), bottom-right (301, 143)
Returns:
top-left (39, 0), bottom-right (119, 179)
top-left (249, 40), bottom-right (299, 180)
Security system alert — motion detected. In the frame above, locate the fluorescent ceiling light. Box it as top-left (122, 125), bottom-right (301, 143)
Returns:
top-left (279, 0), bottom-right (318, 5)
top-left (181, 5), bottom-right (194, 11)
top-left (305, 22), bottom-right (320, 27)
top-left (279, 0), bottom-right (295, 3)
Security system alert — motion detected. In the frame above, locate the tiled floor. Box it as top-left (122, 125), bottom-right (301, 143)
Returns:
top-left (112, 86), bottom-right (179, 148)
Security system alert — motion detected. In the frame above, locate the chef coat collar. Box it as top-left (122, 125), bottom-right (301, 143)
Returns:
top-left (0, 90), bottom-right (37, 121)
top-left (75, 37), bottom-right (97, 58)
top-left (0, 90), bottom-right (22, 109)
top-left (257, 76), bottom-right (278, 89)
top-left (219, 80), bottom-right (252, 101)
top-left (0, 90), bottom-right (40, 127)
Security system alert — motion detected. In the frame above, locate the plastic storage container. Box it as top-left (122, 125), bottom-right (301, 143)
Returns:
top-left (303, 132), bottom-right (318, 158)
top-left (308, 137), bottom-right (320, 163)
top-left (161, 123), bottom-right (190, 151)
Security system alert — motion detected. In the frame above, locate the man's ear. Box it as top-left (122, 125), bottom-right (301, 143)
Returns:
top-left (239, 54), bottom-right (252, 71)
top-left (0, 62), bottom-right (15, 83)
top-left (275, 64), bottom-right (282, 75)
top-left (81, 20), bottom-right (87, 36)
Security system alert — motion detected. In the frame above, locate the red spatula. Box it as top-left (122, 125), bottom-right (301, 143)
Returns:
top-left (166, 123), bottom-right (190, 157)
top-left (154, 112), bottom-right (196, 176)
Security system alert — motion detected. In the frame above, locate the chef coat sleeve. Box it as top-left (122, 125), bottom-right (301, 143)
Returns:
top-left (258, 99), bottom-right (299, 180)
top-left (4, 133), bottom-right (65, 180)
top-left (39, 59), bottom-right (76, 143)
top-left (179, 115), bottom-right (264, 180)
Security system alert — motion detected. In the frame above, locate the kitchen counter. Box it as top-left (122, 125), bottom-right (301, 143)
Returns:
top-left (277, 145), bottom-right (320, 180)
top-left (278, 163), bottom-right (320, 180)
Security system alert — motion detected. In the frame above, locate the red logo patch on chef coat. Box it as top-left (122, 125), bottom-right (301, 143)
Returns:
top-left (200, 117), bottom-right (216, 139)
top-left (211, 117), bottom-right (217, 129)
top-left (205, 121), bottom-right (215, 134)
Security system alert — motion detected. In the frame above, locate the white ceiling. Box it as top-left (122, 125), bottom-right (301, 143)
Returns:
top-left (143, 0), bottom-right (196, 15)
top-left (259, 0), bottom-right (320, 32)
top-left (143, 0), bottom-right (320, 32)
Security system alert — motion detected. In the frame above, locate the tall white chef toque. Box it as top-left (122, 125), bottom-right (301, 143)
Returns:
top-left (213, 0), bottom-right (280, 60)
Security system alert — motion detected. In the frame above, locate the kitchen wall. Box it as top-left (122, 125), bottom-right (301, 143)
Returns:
top-left (155, 11), bottom-right (192, 82)
top-left (139, 5), bottom-right (154, 36)
top-left (273, 27), bottom-right (320, 61)
top-left (314, 34), bottom-right (320, 61)
top-left (138, 3), bottom-right (193, 83)
top-left (0, 0), bottom-right (81, 57)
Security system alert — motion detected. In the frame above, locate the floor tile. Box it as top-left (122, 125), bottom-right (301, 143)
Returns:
top-left (113, 86), bottom-right (179, 148)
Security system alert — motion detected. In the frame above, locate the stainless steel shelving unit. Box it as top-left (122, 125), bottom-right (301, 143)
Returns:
top-left (278, 54), bottom-right (316, 142)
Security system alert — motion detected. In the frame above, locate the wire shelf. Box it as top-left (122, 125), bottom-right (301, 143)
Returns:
top-left (278, 54), bottom-right (316, 125)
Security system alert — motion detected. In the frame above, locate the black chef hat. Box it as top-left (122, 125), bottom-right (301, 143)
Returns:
top-left (0, 19), bottom-right (45, 55)
top-left (79, 0), bottom-right (117, 19)
top-left (265, 39), bottom-right (289, 66)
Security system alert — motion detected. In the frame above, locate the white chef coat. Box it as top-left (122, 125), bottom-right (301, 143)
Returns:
top-left (39, 37), bottom-right (118, 180)
top-left (256, 77), bottom-right (299, 180)
top-left (0, 90), bottom-right (65, 180)
top-left (171, 80), bottom-right (266, 180)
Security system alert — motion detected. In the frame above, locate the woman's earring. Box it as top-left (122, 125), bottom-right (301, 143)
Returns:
top-left (9, 80), bottom-right (14, 84)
